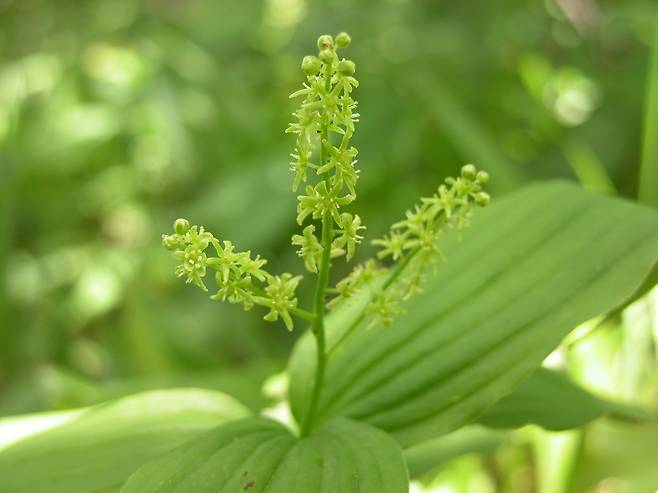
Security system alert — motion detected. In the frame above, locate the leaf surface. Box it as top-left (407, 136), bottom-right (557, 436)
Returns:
top-left (121, 416), bottom-right (408, 493)
top-left (0, 389), bottom-right (249, 493)
top-left (289, 182), bottom-right (658, 446)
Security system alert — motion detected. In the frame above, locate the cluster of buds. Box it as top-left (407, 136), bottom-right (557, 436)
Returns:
top-left (287, 32), bottom-right (365, 271)
top-left (162, 219), bottom-right (301, 330)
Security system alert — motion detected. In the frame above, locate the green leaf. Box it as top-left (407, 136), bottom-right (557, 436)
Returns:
top-left (404, 426), bottom-right (508, 479)
top-left (0, 389), bottom-right (250, 493)
top-left (476, 367), bottom-right (606, 430)
top-left (289, 182), bottom-right (658, 447)
top-left (479, 367), bottom-right (658, 430)
top-left (121, 416), bottom-right (408, 493)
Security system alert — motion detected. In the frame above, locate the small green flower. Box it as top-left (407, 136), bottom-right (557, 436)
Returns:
top-left (163, 222), bottom-right (215, 291)
top-left (333, 213), bottom-right (365, 260)
top-left (257, 274), bottom-right (302, 331)
top-left (173, 245), bottom-right (209, 291)
top-left (291, 225), bottom-right (323, 273)
top-left (211, 272), bottom-right (255, 309)
top-left (318, 141), bottom-right (359, 195)
top-left (296, 181), bottom-right (354, 225)
top-left (366, 292), bottom-right (406, 328)
top-left (206, 240), bottom-right (241, 284)
top-left (373, 230), bottom-right (408, 261)
top-left (238, 252), bottom-right (269, 282)
top-left (328, 259), bottom-right (383, 307)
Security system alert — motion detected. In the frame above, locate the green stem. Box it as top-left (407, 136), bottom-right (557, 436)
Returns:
top-left (301, 211), bottom-right (333, 435)
top-left (300, 57), bottom-right (336, 436)
top-left (291, 307), bottom-right (316, 322)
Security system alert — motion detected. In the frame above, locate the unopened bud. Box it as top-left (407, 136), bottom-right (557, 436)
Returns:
top-left (474, 191), bottom-right (490, 207)
top-left (337, 59), bottom-right (356, 76)
top-left (335, 32), bottom-right (351, 48)
top-left (319, 49), bottom-right (335, 64)
top-left (174, 218), bottom-right (190, 235)
top-left (461, 164), bottom-right (477, 180)
top-left (301, 55), bottom-right (321, 75)
top-left (476, 170), bottom-right (489, 184)
top-left (317, 34), bottom-right (334, 51)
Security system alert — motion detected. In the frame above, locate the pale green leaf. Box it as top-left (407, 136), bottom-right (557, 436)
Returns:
top-left (121, 416), bottom-right (408, 493)
top-left (0, 389), bottom-right (250, 493)
top-left (289, 182), bottom-right (658, 447)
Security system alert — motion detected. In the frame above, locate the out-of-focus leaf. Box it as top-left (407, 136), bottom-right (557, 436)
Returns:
top-left (404, 426), bottom-right (508, 479)
top-left (639, 17), bottom-right (658, 208)
top-left (477, 367), bottom-right (606, 430)
top-left (289, 182), bottom-right (658, 447)
top-left (121, 416), bottom-right (408, 493)
top-left (0, 389), bottom-right (249, 493)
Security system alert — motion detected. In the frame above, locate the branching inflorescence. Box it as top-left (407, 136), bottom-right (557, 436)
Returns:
top-left (162, 32), bottom-right (490, 335)
top-left (162, 31), bottom-right (490, 434)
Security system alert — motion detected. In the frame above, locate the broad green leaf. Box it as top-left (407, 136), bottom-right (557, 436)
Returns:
top-left (121, 416), bottom-right (408, 493)
top-left (0, 389), bottom-right (249, 493)
top-left (289, 182), bottom-right (658, 447)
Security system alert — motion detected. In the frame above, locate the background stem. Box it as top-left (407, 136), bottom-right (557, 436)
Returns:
top-left (639, 16), bottom-right (658, 208)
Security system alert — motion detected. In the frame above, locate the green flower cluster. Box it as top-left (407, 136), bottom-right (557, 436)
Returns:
top-left (162, 219), bottom-right (301, 330)
top-left (328, 165), bottom-right (490, 327)
top-left (287, 32), bottom-right (365, 271)
top-left (162, 33), bottom-right (492, 336)
top-left (374, 164), bottom-right (490, 263)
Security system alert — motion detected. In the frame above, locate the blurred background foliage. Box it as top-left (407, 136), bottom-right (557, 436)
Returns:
top-left (1, 0), bottom-right (657, 491)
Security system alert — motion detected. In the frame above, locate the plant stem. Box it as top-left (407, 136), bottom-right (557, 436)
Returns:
top-left (291, 307), bottom-right (316, 322)
top-left (301, 64), bottom-right (335, 435)
top-left (301, 211), bottom-right (333, 435)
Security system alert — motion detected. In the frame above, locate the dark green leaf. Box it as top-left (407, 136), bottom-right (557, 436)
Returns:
top-left (0, 389), bottom-right (249, 493)
top-left (289, 182), bottom-right (658, 447)
top-left (121, 416), bottom-right (408, 493)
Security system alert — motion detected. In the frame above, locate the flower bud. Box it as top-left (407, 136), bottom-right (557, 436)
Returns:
top-left (476, 170), bottom-right (490, 184)
top-left (317, 34), bottom-right (334, 51)
top-left (174, 218), bottom-right (190, 235)
top-left (474, 191), bottom-right (490, 207)
top-left (461, 164), bottom-right (477, 180)
top-left (162, 234), bottom-right (178, 250)
top-left (319, 49), bottom-right (335, 64)
top-left (337, 59), bottom-right (356, 76)
top-left (335, 32), bottom-right (351, 48)
top-left (301, 55), bottom-right (321, 75)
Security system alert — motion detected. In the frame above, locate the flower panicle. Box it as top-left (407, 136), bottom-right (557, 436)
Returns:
top-left (162, 219), bottom-right (301, 331)
top-left (288, 32), bottom-right (364, 273)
